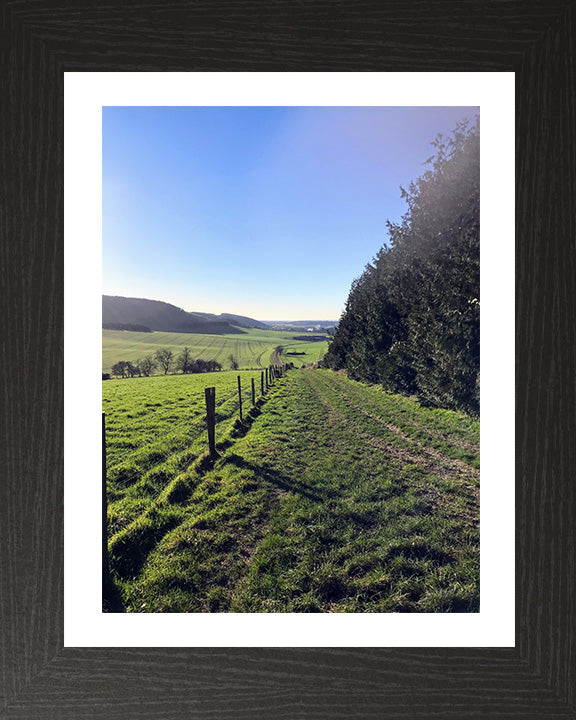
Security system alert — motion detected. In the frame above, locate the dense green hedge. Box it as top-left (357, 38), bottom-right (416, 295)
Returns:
top-left (325, 118), bottom-right (479, 416)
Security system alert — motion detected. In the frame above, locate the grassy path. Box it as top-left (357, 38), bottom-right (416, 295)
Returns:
top-left (107, 369), bottom-right (479, 613)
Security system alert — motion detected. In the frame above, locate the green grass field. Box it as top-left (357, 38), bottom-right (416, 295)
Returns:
top-left (103, 370), bottom-right (268, 536)
top-left (102, 327), bottom-right (329, 373)
top-left (103, 368), bottom-right (479, 613)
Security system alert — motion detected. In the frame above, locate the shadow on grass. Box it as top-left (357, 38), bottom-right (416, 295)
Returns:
top-left (102, 571), bottom-right (125, 613)
top-left (108, 510), bottom-right (184, 580)
top-left (227, 393), bottom-right (276, 438)
top-left (225, 453), bottom-right (323, 502)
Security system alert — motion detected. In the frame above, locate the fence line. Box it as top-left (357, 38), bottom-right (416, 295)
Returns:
top-left (102, 412), bottom-right (109, 582)
top-left (103, 365), bottom-right (292, 497)
top-left (205, 386), bottom-right (217, 458)
top-left (237, 375), bottom-right (243, 422)
top-left (104, 386), bottom-right (241, 469)
top-left (103, 365), bottom-right (295, 577)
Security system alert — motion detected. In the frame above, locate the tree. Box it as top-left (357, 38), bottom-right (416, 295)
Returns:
top-left (154, 348), bottom-right (173, 375)
top-left (228, 354), bottom-right (239, 370)
top-left (138, 355), bottom-right (156, 377)
top-left (206, 360), bottom-right (222, 372)
top-left (192, 358), bottom-right (208, 373)
top-left (111, 361), bottom-right (132, 379)
top-left (125, 361), bottom-right (139, 378)
top-left (111, 361), bottom-right (124, 378)
top-left (325, 117), bottom-right (479, 415)
top-left (176, 347), bottom-right (192, 374)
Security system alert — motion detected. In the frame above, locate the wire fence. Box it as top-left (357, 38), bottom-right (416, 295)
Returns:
top-left (103, 364), bottom-right (290, 496)
top-left (102, 363), bottom-right (295, 581)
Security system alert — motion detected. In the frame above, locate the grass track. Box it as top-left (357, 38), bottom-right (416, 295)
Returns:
top-left (105, 369), bottom-right (479, 613)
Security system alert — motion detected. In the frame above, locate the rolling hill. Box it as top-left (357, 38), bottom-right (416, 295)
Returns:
top-left (192, 311), bottom-right (270, 330)
top-left (102, 296), bottom-right (245, 334)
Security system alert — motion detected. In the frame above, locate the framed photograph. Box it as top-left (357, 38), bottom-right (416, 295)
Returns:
top-left (2, 3), bottom-right (574, 718)
top-left (66, 74), bottom-right (511, 648)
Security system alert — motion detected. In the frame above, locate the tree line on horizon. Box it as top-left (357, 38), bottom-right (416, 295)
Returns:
top-left (325, 118), bottom-right (480, 416)
top-left (104, 347), bottom-right (223, 379)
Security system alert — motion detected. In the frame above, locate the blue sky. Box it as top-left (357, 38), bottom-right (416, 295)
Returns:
top-left (103, 106), bottom-right (478, 321)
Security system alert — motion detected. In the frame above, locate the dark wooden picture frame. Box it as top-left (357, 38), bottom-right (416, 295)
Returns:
top-left (1, 2), bottom-right (574, 717)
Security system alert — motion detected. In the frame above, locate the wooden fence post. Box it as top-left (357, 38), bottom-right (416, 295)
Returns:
top-left (237, 375), bottom-right (243, 422)
top-left (261, 371), bottom-right (264, 395)
top-left (265, 367), bottom-right (269, 388)
top-left (102, 412), bottom-right (109, 582)
top-left (204, 387), bottom-right (217, 458)
top-left (251, 377), bottom-right (255, 405)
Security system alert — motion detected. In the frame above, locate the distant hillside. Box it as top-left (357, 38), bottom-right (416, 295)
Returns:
top-left (192, 311), bottom-right (269, 330)
top-left (102, 296), bottom-right (245, 334)
top-left (102, 322), bottom-right (152, 332)
top-left (291, 335), bottom-right (330, 342)
top-left (266, 320), bottom-right (338, 332)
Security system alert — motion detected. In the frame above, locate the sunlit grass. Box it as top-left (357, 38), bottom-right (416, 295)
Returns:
top-left (102, 327), bottom-right (329, 373)
top-left (104, 369), bottom-right (479, 613)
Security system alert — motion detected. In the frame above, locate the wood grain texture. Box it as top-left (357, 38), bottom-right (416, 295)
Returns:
top-left (1, 0), bottom-right (574, 717)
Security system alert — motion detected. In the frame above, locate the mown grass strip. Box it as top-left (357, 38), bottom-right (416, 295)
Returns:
top-left (317, 370), bottom-right (479, 469)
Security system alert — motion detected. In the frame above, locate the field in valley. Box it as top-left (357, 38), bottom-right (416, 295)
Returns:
top-left (103, 368), bottom-right (480, 613)
top-left (102, 327), bottom-right (329, 373)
